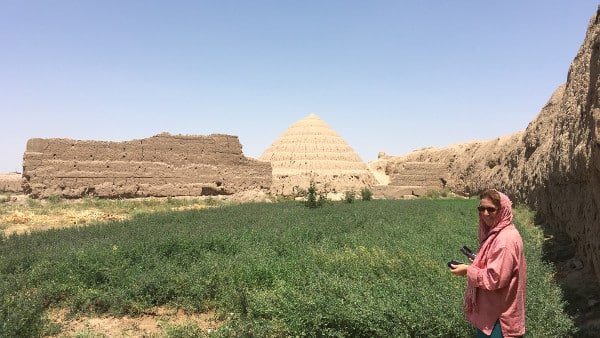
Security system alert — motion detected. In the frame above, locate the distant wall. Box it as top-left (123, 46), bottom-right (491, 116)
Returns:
top-left (370, 160), bottom-right (449, 198)
top-left (0, 173), bottom-right (22, 193)
top-left (22, 133), bottom-right (272, 198)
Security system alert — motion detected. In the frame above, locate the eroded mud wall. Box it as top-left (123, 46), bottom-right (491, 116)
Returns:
top-left (22, 133), bottom-right (272, 198)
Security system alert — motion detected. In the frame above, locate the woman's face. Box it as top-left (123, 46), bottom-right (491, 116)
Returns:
top-left (478, 197), bottom-right (499, 227)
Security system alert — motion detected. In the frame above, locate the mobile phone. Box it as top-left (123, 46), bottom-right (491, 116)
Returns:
top-left (461, 246), bottom-right (476, 260)
top-left (447, 259), bottom-right (464, 269)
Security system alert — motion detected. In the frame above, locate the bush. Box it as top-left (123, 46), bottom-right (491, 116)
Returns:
top-left (293, 186), bottom-right (306, 198)
top-left (304, 181), bottom-right (326, 208)
top-left (344, 191), bottom-right (356, 203)
top-left (26, 198), bottom-right (41, 208)
top-left (360, 187), bottom-right (373, 201)
top-left (47, 195), bottom-right (63, 204)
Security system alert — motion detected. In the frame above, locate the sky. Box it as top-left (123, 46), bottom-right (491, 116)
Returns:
top-left (1, 1), bottom-right (598, 173)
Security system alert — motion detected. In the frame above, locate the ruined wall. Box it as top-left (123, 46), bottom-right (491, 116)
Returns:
top-left (22, 133), bottom-right (272, 198)
top-left (375, 9), bottom-right (600, 284)
top-left (0, 173), bottom-right (22, 193)
top-left (370, 160), bottom-right (449, 198)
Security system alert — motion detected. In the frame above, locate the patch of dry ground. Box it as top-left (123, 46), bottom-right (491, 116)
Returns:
top-left (0, 192), bottom-right (275, 236)
top-left (0, 196), bottom-right (210, 236)
top-left (0, 190), bottom-right (273, 233)
top-left (47, 307), bottom-right (224, 337)
top-left (0, 207), bottom-right (129, 235)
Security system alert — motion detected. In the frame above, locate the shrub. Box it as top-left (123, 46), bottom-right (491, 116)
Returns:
top-left (360, 187), bottom-right (373, 201)
top-left (26, 198), bottom-right (41, 208)
top-left (47, 195), bottom-right (63, 204)
top-left (304, 181), bottom-right (326, 208)
top-left (344, 191), bottom-right (356, 203)
top-left (293, 186), bottom-right (306, 198)
top-left (0, 194), bottom-right (11, 203)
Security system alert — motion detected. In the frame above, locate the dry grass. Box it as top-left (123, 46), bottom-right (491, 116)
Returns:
top-left (0, 194), bottom-right (210, 236)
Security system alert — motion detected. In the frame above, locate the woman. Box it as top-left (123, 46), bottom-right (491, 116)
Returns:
top-left (450, 189), bottom-right (527, 338)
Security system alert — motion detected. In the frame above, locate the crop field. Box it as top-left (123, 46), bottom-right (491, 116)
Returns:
top-left (0, 198), bottom-right (575, 337)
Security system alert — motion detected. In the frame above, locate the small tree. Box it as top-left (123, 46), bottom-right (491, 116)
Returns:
top-left (305, 181), bottom-right (327, 208)
top-left (360, 187), bottom-right (373, 201)
top-left (305, 181), bottom-right (319, 208)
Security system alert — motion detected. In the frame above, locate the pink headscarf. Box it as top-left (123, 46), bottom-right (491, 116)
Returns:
top-left (478, 191), bottom-right (513, 245)
top-left (465, 190), bottom-right (514, 314)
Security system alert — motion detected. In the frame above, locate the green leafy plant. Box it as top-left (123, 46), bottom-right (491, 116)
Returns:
top-left (360, 187), bottom-right (373, 201)
top-left (304, 181), bottom-right (326, 208)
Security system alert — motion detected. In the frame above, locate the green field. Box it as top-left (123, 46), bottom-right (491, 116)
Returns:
top-left (0, 199), bottom-right (575, 337)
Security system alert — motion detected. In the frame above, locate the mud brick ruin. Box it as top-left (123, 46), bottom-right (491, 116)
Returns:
top-left (260, 114), bottom-right (375, 195)
top-left (21, 133), bottom-right (272, 198)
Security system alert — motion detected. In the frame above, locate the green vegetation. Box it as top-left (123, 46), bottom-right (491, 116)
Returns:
top-left (304, 181), bottom-right (327, 208)
top-left (164, 322), bottom-right (206, 338)
top-left (360, 187), bottom-right (373, 201)
top-left (0, 199), bottom-right (575, 337)
top-left (344, 190), bottom-right (356, 203)
top-left (0, 194), bottom-right (11, 204)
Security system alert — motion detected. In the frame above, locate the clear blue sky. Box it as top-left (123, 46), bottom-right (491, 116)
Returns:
top-left (1, 1), bottom-right (598, 173)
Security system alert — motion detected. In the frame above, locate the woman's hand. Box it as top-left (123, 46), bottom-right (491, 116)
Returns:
top-left (450, 263), bottom-right (469, 276)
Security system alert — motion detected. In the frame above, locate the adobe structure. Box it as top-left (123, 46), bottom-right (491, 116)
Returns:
top-left (260, 114), bottom-right (376, 195)
top-left (0, 173), bottom-right (21, 193)
top-left (372, 8), bottom-right (600, 285)
top-left (369, 155), bottom-right (449, 198)
top-left (22, 133), bottom-right (272, 198)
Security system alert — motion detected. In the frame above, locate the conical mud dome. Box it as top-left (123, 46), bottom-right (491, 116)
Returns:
top-left (260, 114), bottom-right (375, 195)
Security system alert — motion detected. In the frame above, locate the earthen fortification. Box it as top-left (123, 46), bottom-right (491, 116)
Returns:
top-left (260, 114), bottom-right (375, 195)
top-left (372, 8), bottom-right (600, 285)
top-left (22, 133), bottom-right (272, 198)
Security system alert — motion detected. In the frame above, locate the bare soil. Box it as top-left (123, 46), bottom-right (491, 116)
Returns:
top-left (47, 306), bottom-right (224, 337)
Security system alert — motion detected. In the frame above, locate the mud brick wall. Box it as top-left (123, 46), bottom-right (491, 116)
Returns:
top-left (22, 133), bottom-right (272, 198)
top-left (0, 173), bottom-right (22, 193)
top-left (371, 161), bottom-right (449, 198)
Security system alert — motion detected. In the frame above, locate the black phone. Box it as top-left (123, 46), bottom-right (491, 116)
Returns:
top-left (460, 246), bottom-right (476, 260)
top-left (447, 259), bottom-right (464, 269)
